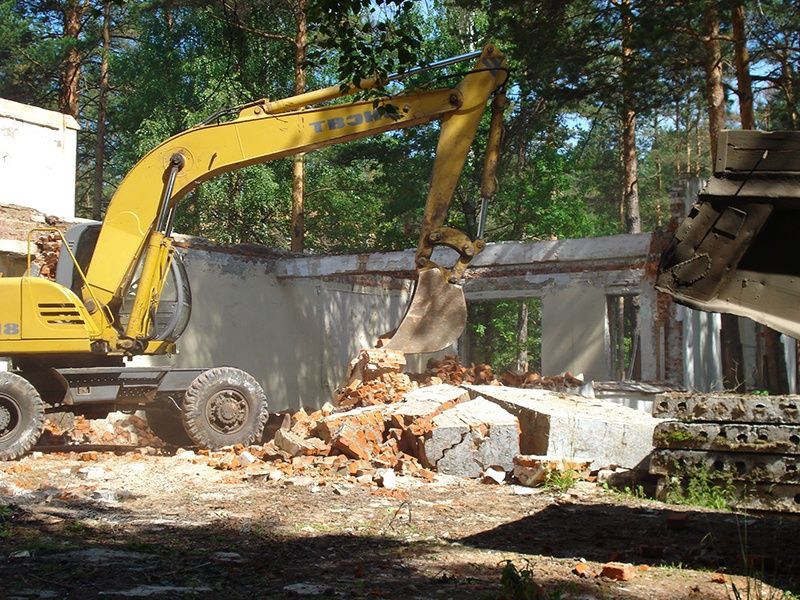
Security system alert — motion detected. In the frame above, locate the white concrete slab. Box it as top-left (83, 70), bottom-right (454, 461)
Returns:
top-left (463, 384), bottom-right (660, 470)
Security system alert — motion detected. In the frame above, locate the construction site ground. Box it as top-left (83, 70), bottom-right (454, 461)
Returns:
top-left (2, 448), bottom-right (798, 600)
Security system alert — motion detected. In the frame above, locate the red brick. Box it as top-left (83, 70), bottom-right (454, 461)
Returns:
top-left (600, 562), bottom-right (634, 581)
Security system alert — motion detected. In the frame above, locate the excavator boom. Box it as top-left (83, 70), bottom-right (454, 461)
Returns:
top-left (81, 43), bottom-right (507, 355)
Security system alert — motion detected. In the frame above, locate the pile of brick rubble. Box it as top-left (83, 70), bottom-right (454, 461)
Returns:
top-left (35, 350), bottom-right (593, 487)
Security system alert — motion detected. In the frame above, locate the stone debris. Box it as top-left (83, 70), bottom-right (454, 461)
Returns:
top-left (572, 562), bottom-right (592, 578)
top-left (31, 230), bottom-right (63, 280)
top-left (336, 349), bottom-right (414, 408)
top-left (39, 414), bottom-right (164, 448)
top-left (481, 466), bottom-right (506, 484)
top-left (464, 385), bottom-right (659, 470)
top-left (651, 392), bottom-right (800, 513)
top-left (336, 350), bottom-right (593, 410)
top-left (419, 397), bottom-right (519, 477)
top-left (22, 348), bottom-right (662, 489)
top-left (513, 455), bottom-right (591, 487)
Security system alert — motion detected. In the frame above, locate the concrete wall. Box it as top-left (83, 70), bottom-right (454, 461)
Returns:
top-left (0, 98), bottom-right (79, 219)
top-left (135, 244), bottom-right (418, 411)
top-left (542, 286), bottom-right (608, 381)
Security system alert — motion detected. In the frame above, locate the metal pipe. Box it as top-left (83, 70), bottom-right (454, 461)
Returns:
top-left (156, 153), bottom-right (185, 232)
top-left (386, 49), bottom-right (483, 83)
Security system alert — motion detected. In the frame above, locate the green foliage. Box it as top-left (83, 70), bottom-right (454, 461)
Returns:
top-left (468, 299), bottom-right (542, 373)
top-left (500, 560), bottom-right (538, 600)
top-left (0, 503), bottom-right (13, 538)
top-left (500, 560), bottom-right (562, 600)
top-left (542, 469), bottom-right (579, 493)
top-left (663, 463), bottom-right (737, 511)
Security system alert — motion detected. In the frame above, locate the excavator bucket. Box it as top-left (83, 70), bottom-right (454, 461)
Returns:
top-left (382, 268), bottom-right (467, 354)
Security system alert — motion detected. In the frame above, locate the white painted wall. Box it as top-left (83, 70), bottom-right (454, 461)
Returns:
top-left (542, 285), bottom-right (609, 381)
top-left (0, 98), bottom-right (79, 219)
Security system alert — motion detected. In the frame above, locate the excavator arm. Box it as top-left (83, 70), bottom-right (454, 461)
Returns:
top-left (81, 44), bottom-right (508, 354)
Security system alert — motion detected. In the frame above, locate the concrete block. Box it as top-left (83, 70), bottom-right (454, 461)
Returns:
top-left (420, 397), bottom-right (519, 477)
top-left (463, 385), bottom-right (660, 470)
top-left (729, 482), bottom-right (800, 513)
top-left (653, 393), bottom-right (800, 423)
top-left (391, 384), bottom-right (469, 425)
top-left (650, 449), bottom-right (800, 484)
top-left (655, 476), bottom-right (800, 513)
top-left (653, 421), bottom-right (800, 454)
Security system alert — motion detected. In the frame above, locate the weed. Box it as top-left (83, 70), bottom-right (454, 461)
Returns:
top-left (542, 469), bottom-right (579, 492)
top-left (666, 429), bottom-right (695, 443)
top-left (663, 463), bottom-right (736, 510)
top-left (499, 560), bottom-right (565, 600)
top-left (727, 513), bottom-right (799, 600)
top-left (66, 520), bottom-right (89, 534)
top-left (0, 504), bottom-right (13, 538)
top-left (729, 577), bottom-right (799, 600)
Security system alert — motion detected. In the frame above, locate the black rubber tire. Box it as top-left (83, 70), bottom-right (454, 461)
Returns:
top-left (0, 372), bottom-right (45, 461)
top-left (145, 407), bottom-right (193, 448)
top-left (182, 367), bottom-right (268, 450)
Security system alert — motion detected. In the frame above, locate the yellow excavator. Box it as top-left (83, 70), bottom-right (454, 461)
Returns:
top-left (0, 44), bottom-right (508, 459)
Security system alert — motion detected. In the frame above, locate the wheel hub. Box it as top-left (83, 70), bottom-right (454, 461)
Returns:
top-left (207, 390), bottom-right (248, 433)
top-left (0, 404), bottom-right (11, 431)
top-left (0, 394), bottom-right (20, 439)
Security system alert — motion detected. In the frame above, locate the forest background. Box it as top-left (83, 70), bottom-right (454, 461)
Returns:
top-left (0, 0), bottom-right (797, 378)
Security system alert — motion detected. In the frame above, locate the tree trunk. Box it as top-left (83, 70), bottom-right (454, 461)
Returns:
top-left (59, 0), bottom-right (88, 117)
top-left (620, 0), bottom-right (640, 234)
top-left (732, 3), bottom-right (755, 129)
top-left (516, 301), bottom-right (529, 374)
top-left (780, 56), bottom-right (798, 129)
top-left (93, 1), bottom-right (111, 221)
top-left (290, 0), bottom-right (307, 252)
top-left (703, 3), bottom-right (725, 165)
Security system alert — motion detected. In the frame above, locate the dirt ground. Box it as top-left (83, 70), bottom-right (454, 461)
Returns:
top-left (1, 447), bottom-right (798, 600)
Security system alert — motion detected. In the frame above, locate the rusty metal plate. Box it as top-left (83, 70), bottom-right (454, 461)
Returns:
top-left (383, 268), bottom-right (467, 354)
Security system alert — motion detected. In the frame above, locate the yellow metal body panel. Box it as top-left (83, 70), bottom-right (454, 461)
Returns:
top-left (0, 277), bottom-right (94, 355)
top-left (20, 277), bottom-right (98, 340)
top-left (0, 278), bottom-right (22, 342)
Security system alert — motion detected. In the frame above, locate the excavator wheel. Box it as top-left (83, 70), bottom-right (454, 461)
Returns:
top-left (0, 372), bottom-right (45, 461)
top-left (181, 367), bottom-right (268, 450)
top-left (145, 405), bottom-right (192, 448)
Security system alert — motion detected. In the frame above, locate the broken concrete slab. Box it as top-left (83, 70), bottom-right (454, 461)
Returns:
top-left (653, 421), bottom-right (800, 454)
top-left (390, 384), bottom-right (469, 425)
top-left (653, 393), bottom-right (800, 423)
top-left (273, 429), bottom-right (330, 457)
top-left (419, 397), bottom-right (519, 477)
top-left (463, 385), bottom-right (660, 470)
top-left (729, 482), bottom-right (800, 513)
top-left (650, 449), bottom-right (800, 484)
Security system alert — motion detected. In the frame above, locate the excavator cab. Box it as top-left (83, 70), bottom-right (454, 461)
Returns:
top-left (656, 130), bottom-right (800, 338)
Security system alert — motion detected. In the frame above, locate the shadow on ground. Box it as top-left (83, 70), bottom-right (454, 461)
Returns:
top-left (2, 487), bottom-right (799, 598)
top-left (461, 501), bottom-right (800, 593)
top-left (0, 496), bottom-right (607, 600)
